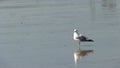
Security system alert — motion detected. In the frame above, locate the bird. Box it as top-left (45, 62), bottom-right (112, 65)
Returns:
top-left (73, 29), bottom-right (94, 47)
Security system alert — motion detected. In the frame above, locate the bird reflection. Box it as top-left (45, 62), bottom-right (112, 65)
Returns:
top-left (74, 48), bottom-right (93, 64)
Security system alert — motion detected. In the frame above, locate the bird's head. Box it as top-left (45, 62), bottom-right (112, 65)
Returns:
top-left (74, 29), bottom-right (78, 32)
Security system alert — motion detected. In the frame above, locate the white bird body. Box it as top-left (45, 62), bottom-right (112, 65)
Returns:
top-left (73, 31), bottom-right (79, 41)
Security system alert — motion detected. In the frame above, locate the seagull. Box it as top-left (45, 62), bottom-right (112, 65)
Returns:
top-left (73, 29), bottom-right (94, 47)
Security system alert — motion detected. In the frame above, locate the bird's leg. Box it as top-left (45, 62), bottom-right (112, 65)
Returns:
top-left (78, 40), bottom-right (80, 50)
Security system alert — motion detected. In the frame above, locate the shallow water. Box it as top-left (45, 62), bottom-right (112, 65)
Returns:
top-left (0, 0), bottom-right (120, 68)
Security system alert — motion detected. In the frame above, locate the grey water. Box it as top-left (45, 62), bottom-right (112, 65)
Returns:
top-left (0, 0), bottom-right (120, 68)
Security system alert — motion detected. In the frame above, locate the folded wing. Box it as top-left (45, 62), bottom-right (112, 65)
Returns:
top-left (77, 35), bottom-right (94, 42)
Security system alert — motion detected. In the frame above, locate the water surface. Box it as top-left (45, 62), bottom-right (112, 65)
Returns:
top-left (0, 0), bottom-right (120, 68)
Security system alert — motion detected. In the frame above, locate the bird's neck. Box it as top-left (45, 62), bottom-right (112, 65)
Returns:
top-left (74, 32), bottom-right (79, 36)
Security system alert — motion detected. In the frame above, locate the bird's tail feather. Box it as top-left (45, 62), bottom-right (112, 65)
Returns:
top-left (87, 39), bottom-right (94, 42)
top-left (81, 39), bottom-right (94, 42)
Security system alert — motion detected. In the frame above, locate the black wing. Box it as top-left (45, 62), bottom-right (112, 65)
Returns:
top-left (80, 36), bottom-right (87, 41)
top-left (80, 35), bottom-right (94, 42)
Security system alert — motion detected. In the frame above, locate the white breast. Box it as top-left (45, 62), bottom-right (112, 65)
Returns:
top-left (73, 32), bottom-right (79, 40)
